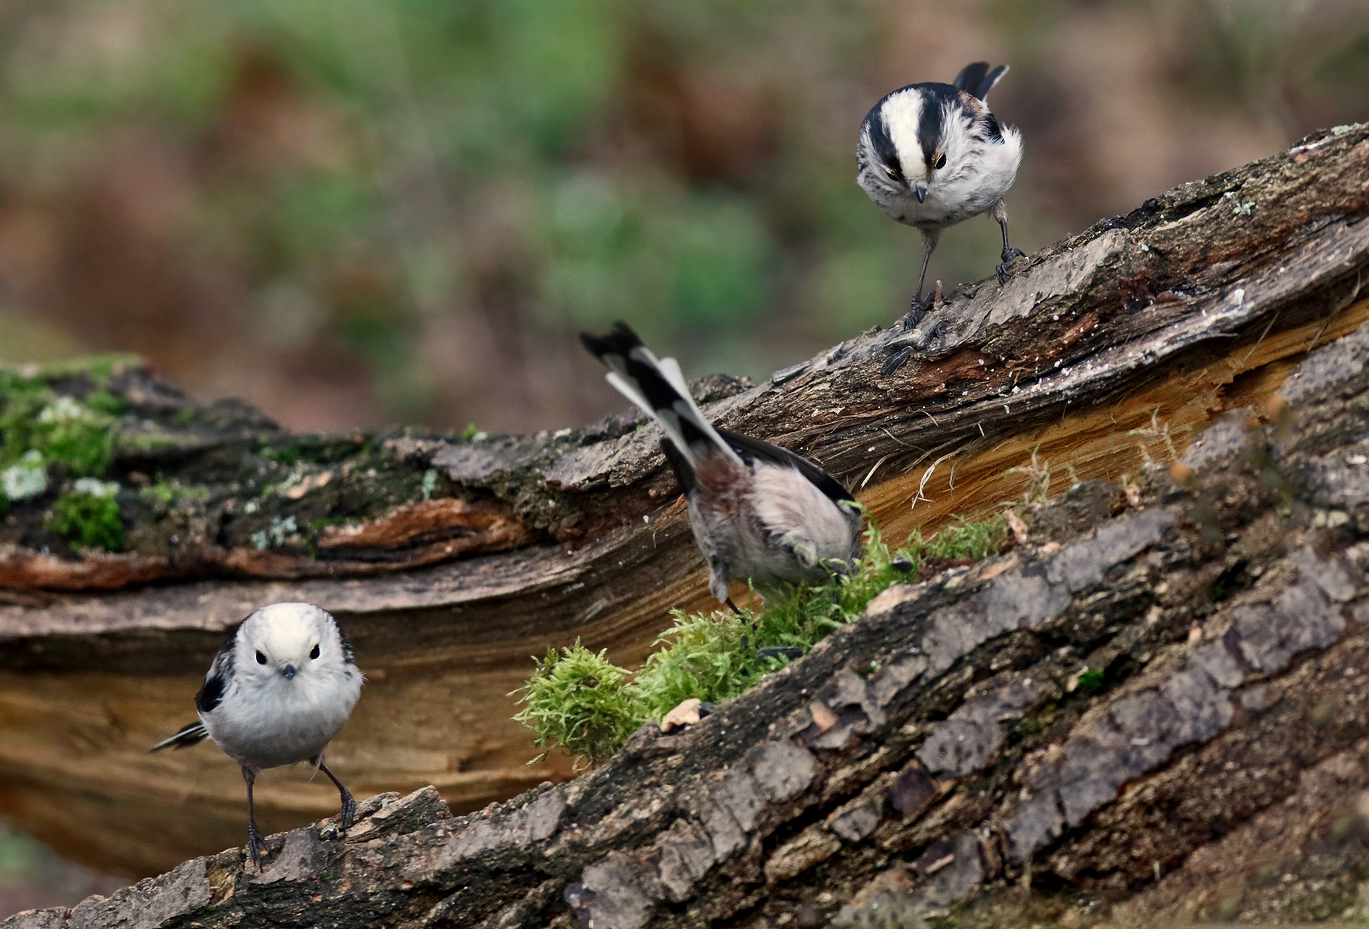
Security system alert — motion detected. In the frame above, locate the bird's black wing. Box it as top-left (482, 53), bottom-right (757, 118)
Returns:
top-left (952, 62), bottom-right (1008, 102)
top-left (977, 111), bottom-right (1005, 144)
top-left (338, 625), bottom-right (357, 667)
top-left (151, 622), bottom-right (241, 752)
top-left (194, 628), bottom-right (237, 715)
top-left (718, 429), bottom-right (856, 505)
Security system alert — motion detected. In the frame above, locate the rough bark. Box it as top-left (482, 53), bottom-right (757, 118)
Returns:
top-left (1, 124), bottom-right (1368, 924)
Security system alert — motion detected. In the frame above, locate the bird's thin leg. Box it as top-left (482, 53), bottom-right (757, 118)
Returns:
top-left (913, 235), bottom-right (936, 306)
top-left (709, 562), bottom-right (736, 615)
top-left (242, 765), bottom-right (269, 871)
top-left (993, 199), bottom-right (1026, 282)
top-left (315, 757), bottom-right (357, 830)
top-left (898, 229), bottom-right (941, 328)
top-left (902, 229), bottom-right (940, 330)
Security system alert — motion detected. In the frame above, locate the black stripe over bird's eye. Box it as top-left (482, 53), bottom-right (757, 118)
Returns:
top-left (916, 85), bottom-right (956, 169)
top-left (868, 112), bottom-right (903, 183)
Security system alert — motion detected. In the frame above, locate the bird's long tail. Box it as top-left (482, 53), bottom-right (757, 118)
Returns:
top-left (580, 323), bottom-right (741, 472)
top-left (953, 62), bottom-right (1008, 102)
top-left (150, 721), bottom-right (208, 752)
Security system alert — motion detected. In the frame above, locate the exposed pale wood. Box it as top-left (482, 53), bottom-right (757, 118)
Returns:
top-left (0, 124), bottom-right (1367, 888)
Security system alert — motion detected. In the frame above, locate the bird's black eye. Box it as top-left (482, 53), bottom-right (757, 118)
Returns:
top-left (310, 644), bottom-right (320, 660)
top-left (932, 152), bottom-right (947, 170)
top-left (255, 650), bottom-right (267, 665)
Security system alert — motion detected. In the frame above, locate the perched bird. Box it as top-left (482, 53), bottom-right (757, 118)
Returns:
top-left (581, 323), bottom-right (863, 609)
top-left (857, 61), bottom-right (1025, 324)
top-left (151, 602), bottom-right (363, 870)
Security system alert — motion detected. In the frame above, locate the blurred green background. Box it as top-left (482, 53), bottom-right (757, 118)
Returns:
top-left (0, 0), bottom-right (1367, 914)
top-left (2, 0), bottom-right (1366, 436)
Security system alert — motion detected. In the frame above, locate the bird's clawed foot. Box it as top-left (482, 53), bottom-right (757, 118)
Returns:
top-left (756, 645), bottom-right (805, 662)
top-left (996, 247), bottom-right (1026, 284)
top-left (881, 346), bottom-right (915, 376)
top-left (900, 288), bottom-right (936, 331)
top-left (315, 758), bottom-right (357, 834)
top-left (338, 788), bottom-right (358, 831)
top-left (245, 821), bottom-right (271, 871)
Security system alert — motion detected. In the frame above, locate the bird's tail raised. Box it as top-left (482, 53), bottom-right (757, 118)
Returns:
top-left (150, 721), bottom-right (208, 752)
top-left (580, 323), bottom-right (741, 472)
top-left (953, 62), bottom-right (1008, 102)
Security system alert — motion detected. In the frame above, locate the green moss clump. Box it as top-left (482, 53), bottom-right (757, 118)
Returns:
top-left (83, 389), bottom-right (129, 417)
top-left (911, 513), bottom-right (1011, 568)
top-left (48, 483), bottom-right (125, 553)
top-left (142, 480), bottom-right (177, 507)
top-left (633, 517), bottom-right (904, 718)
top-left (36, 397), bottom-right (117, 476)
top-left (513, 641), bottom-right (645, 767)
top-left (140, 479), bottom-right (209, 508)
top-left (1076, 667), bottom-right (1105, 691)
top-left (258, 445), bottom-right (301, 466)
top-left (513, 513), bottom-right (1014, 767)
top-left (0, 375), bottom-right (121, 478)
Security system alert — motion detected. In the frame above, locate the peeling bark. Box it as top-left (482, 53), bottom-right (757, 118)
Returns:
top-left (2, 126), bottom-right (1369, 923)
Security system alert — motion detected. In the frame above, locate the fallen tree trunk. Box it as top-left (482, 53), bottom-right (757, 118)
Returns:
top-left (0, 122), bottom-right (1366, 909)
top-left (8, 295), bottom-right (1369, 928)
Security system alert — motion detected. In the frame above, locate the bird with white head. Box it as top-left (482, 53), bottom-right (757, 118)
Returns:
top-left (151, 601), bottom-right (363, 871)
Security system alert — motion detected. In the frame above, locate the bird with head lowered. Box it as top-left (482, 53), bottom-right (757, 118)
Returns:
top-left (857, 61), bottom-right (1025, 329)
top-left (581, 323), bottom-right (864, 611)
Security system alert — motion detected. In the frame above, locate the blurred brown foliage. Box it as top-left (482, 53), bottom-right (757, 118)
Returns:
top-left (0, 0), bottom-right (1365, 435)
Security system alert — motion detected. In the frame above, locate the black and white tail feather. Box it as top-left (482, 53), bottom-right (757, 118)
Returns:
top-left (149, 721), bottom-right (207, 751)
top-left (952, 61), bottom-right (1008, 102)
top-left (581, 323), bottom-right (863, 609)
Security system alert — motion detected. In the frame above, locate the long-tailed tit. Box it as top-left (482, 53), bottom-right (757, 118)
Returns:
top-left (581, 323), bottom-right (863, 610)
top-left (857, 61), bottom-right (1025, 325)
top-left (151, 602), bottom-right (363, 870)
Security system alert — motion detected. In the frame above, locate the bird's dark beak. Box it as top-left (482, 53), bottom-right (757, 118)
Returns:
top-left (281, 665), bottom-right (297, 680)
top-left (914, 181), bottom-right (928, 203)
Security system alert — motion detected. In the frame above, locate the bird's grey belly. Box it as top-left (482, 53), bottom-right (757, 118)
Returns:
top-left (213, 714), bottom-right (344, 769)
top-left (204, 685), bottom-right (355, 769)
top-left (878, 194), bottom-right (980, 230)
